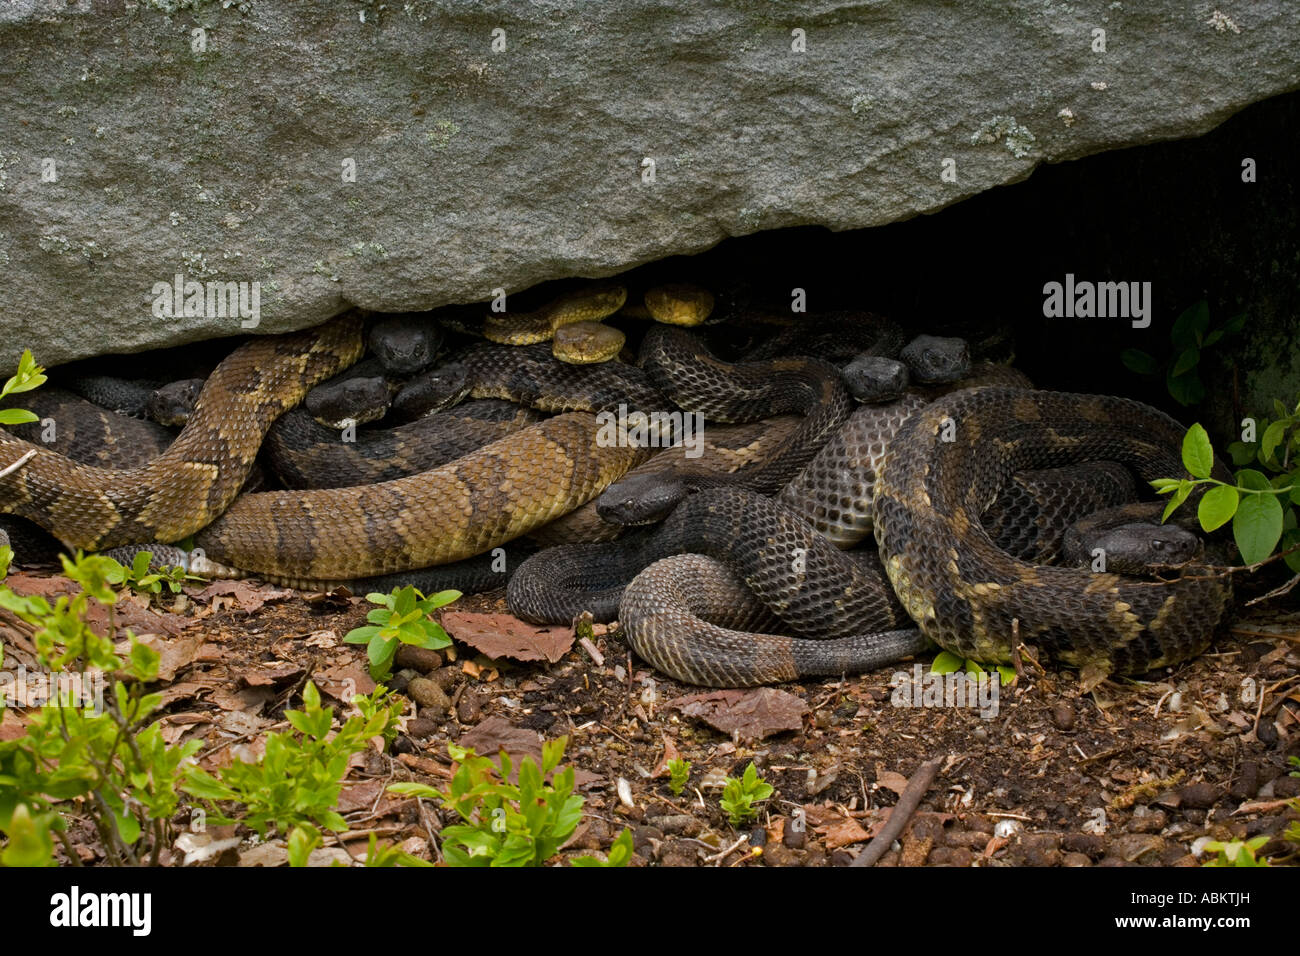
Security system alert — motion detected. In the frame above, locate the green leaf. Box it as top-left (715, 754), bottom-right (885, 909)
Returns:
top-left (1281, 528), bottom-right (1300, 575)
top-left (1162, 480), bottom-right (1194, 522)
top-left (1171, 300), bottom-right (1210, 350)
top-left (1167, 370), bottom-right (1205, 406)
top-left (1170, 347), bottom-right (1200, 378)
top-left (1237, 468), bottom-right (1273, 492)
top-left (288, 825), bottom-right (322, 867)
top-left (930, 651), bottom-right (965, 675)
top-left (1221, 313), bottom-right (1247, 335)
top-left (1149, 478), bottom-right (1182, 493)
top-left (1233, 491), bottom-right (1284, 565)
top-left (1182, 424), bottom-right (1214, 479)
top-left (1261, 420), bottom-right (1289, 464)
top-left (1197, 485), bottom-right (1239, 532)
top-left (1226, 441), bottom-right (1257, 467)
top-left (1120, 349), bottom-right (1157, 375)
top-left (1, 804), bottom-right (54, 867)
top-left (0, 408), bottom-right (38, 425)
top-left (343, 625), bottom-right (380, 645)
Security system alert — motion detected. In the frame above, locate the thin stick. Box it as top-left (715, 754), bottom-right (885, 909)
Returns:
top-left (0, 449), bottom-right (35, 480)
top-left (850, 756), bottom-right (943, 867)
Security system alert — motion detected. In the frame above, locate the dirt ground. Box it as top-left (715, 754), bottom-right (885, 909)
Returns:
top-left (2, 563), bottom-right (1297, 868)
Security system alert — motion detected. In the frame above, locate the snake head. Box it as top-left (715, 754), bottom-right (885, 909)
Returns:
top-left (901, 335), bottom-right (971, 384)
top-left (368, 315), bottom-right (443, 375)
top-left (1078, 522), bottom-right (1205, 574)
top-left (597, 472), bottom-right (689, 526)
top-left (842, 355), bottom-right (910, 403)
top-left (390, 363), bottom-right (472, 421)
top-left (147, 378), bottom-right (204, 426)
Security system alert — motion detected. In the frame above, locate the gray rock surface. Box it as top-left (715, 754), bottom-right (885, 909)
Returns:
top-left (0, 1), bottom-right (1298, 366)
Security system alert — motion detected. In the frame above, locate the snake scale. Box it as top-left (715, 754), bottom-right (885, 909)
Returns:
top-left (0, 299), bottom-right (1234, 687)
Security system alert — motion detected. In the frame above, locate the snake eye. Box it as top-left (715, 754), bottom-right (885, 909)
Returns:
top-left (1152, 539), bottom-right (1164, 551)
top-left (924, 349), bottom-right (939, 365)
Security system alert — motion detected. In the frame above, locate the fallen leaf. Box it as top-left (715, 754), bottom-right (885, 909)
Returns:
top-left (441, 611), bottom-right (575, 664)
top-left (239, 661), bottom-right (306, 687)
top-left (876, 770), bottom-right (910, 796)
top-left (651, 734), bottom-right (682, 779)
top-left (117, 632), bottom-right (203, 682)
top-left (458, 716), bottom-right (544, 770)
top-left (195, 579), bottom-right (293, 615)
top-left (817, 816), bottom-right (871, 849)
top-left (668, 687), bottom-right (810, 741)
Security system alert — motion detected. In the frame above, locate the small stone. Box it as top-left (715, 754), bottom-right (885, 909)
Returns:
top-left (1061, 833), bottom-right (1104, 858)
top-left (405, 717), bottom-right (438, 738)
top-left (1272, 776), bottom-right (1300, 798)
top-left (1062, 852), bottom-right (1092, 867)
top-left (658, 839), bottom-right (699, 868)
top-left (406, 677), bottom-right (450, 716)
top-left (1255, 721), bottom-right (1279, 746)
top-left (1013, 832), bottom-right (1061, 867)
top-left (1228, 761), bottom-right (1259, 801)
top-left (1051, 703), bottom-right (1076, 731)
top-left (646, 814), bottom-right (702, 837)
top-left (927, 846), bottom-right (974, 867)
top-left (395, 644), bottom-right (443, 673)
top-left (632, 826), bottom-right (663, 851)
top-left (1130, 807), bottom-right (1168, 833)
top-left (430, 667), bottom-right (459, 692)
top-left (1179, 782), bottom-right (1218, 809)
top-left (941, 830), bottom-right (992, 851)
top-left (457, 689), bottom-right (482, 723)
top-left (762, 843), bottom-right (803, 867)
top-left (783, 818), bottom-right (808, 849)
top-left (749, 827), bottom-right (767, 848)
top-left (1111, 833), bottom-right (1165, 863)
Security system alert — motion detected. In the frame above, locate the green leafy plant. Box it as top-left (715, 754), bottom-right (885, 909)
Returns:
top-left (108, 550), bottom-right (198, 597)
top-left (389, 737), bottom-right (585, 867)
top-left (1288, 755), bottom-right (1300, 778)
top-left (0, 549), bottom-right (201, 866)
top-left (344, 585), bottom-right (458, 680)
top-left (667, 758), bottom-right (691, 797)
top-left (181, 682), bottom-right (404, 858)
top-left (0, 349), bottom-right (46, 425)
top-left (1153, 419), bottom-right (1299, 567)
top-left (571, 827), bottom-right (634, 868)
top-left (1202, 835), bottom-right (1271, 867)
top-left (719, 762), bottom-right (774, 827)
top-left (1121, 300), bottom-right (1244, 406)
top-left (931, 650), bottom-right (1017, 686)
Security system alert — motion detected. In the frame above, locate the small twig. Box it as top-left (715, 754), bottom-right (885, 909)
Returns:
top-left (0, 449), bottom-right (36, 480)
top-left (850, 756), bottom-right (943, 867)
top-left (1245, 572), bottom-right (1300, 607)
top-left (703, 834), bottom-right (750, 865)
top-left (577, 636), bottom-right (604, 667)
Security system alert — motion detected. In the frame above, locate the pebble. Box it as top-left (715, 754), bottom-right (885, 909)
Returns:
top-left (1228, 761), bottom-right (1259, 801)
top-left (456, 688), bottom-right (482, 723)
top-left (429, 667), bottom-right (460, 692)
top-left (782, 818), bottom-right (808, 849)
top-left (405, 717), bottom-right (438, 738)
top-left (1011, 832), bottom-right (1061, 867)
top-left (1061, 832), bottom-right (1104, 858)
top-left (1273, 776), bottom-right (1300, 798)
top-left (942, 830), bottom-right (992, 851)
top-left (1051, 702), bottom-right (1076, 731)
top-left (406, 677), bottom-right (450, 717)
top-left (1111, 833), bottom-right (1165, 863)
top-left (632, 826), bottom-right (663, 851)
top-left (395, 645), bottom-right (443, 673)
top-left (926, 846), bottom-right (974, 867)
top-left (1129, 807), bottom-right (1168, 833)
top-left (1062, 852), bottom-right (1092, 867)
top-left (646, 814), bottom-right (702, 837)
top-left (762, 843), bottom-right (803, 867)
top-left (1179, 782), bottom-right (1218, 809)
top-left (657, 839), bottom-right (700, 868)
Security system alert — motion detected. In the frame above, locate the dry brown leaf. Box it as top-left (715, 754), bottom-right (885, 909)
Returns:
top-left (651, 734), bottom-right (682, 779)
top-left (876, 770), bottom-right (910, 796)
top-left (195, 579), bottom-right (293, 615)
top-left (458, 716), bottom-right (544, 770)
top-left (441, 611), bottom-right (575, 664)
top-left (668, 687), bottom-right (810, 741)
top-left (118, 632), bottom-right (203, 682)
top-left (817, 816), bottom-right (871, 849)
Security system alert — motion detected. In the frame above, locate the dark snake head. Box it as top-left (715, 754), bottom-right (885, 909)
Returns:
top-left (146, 378), bottom-right (205, 426)
top-left (305, 375), bottom-right (391, 428)
top-left (368, 315), bottom-right (443, 375)
top-left (842, 355), bottom-right (910, 403)
top-left (390, 363), bottom-right (472, 421)
top-left (1076, 522), bottom-right (1204, 574)
top-left (900, 335), bottom-right (971, 384)
top-left (597, 472), bottom-right (689, 527)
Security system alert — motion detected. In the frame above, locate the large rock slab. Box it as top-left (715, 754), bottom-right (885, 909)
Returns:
top-left (1, 1), bottom-right (1297, 366)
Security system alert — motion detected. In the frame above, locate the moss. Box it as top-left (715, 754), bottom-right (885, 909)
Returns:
top-left (970, 115), bottom-right (1036, 159)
